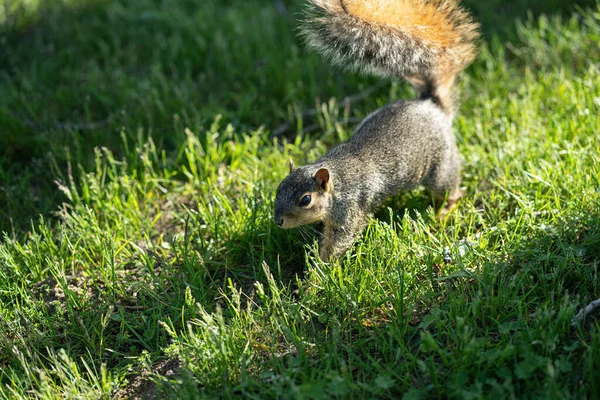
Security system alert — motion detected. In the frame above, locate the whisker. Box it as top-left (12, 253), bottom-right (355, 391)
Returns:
top-left (307, 225), bottom-right (325, 238)
top-left (298, 226), bottom-right (309, 241)
top-left (304, 226), bottom-right (314, 239)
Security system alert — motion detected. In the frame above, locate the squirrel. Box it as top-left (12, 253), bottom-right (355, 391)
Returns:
top-left (274, 0), bottom-right (480, 260)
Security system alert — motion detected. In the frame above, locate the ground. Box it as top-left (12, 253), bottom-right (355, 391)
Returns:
top-left (0, 0), bottom-right (599, 398)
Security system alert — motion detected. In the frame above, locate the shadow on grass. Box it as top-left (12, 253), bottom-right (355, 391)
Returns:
top-left (0, 219), bottom-right (310, 384)
top-left (463, 0), bottom-right (599, 37)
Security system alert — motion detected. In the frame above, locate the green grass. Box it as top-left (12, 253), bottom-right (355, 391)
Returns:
top-left (1, 0), bottom-right (600, 398)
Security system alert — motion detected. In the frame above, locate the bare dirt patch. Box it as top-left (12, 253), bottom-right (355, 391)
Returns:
top-left (116, 357), bottom-right (181, 400)
top-left (32, 273), bottom-right (97, 315)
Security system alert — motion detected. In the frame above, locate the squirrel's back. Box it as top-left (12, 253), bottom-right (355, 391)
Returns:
top-left (319, 100), bottom-right (457, 197)
top-left (302, 0), bottom-right (479, 115)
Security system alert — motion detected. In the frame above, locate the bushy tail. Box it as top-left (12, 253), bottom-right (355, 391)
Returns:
top-left (301, 0), bottom-right (480, 116)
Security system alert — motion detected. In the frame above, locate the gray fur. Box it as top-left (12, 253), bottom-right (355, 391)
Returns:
top-left (274, 100), bottom-right (461, 259)
top-left (302, 11), bottom-right (436, 79)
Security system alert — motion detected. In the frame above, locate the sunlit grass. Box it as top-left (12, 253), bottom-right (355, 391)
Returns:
top-left (0, 0), bottom-right (599, 398)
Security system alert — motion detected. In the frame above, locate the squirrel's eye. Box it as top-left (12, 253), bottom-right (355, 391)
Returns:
top-left (299, 194), bottom-right (312, 207)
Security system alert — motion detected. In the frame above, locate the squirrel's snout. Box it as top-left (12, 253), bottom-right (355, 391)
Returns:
top-left (274, 216), bottom-right (284, 227)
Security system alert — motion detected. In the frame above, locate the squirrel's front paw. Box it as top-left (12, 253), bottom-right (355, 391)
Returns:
top-left (319, 242), bottom-right (351, 261)
top-left (319, 247), bottom-right (332, 262)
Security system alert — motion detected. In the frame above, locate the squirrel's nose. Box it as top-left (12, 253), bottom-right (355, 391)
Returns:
top-left (274, 217), bottom-right (283, 227)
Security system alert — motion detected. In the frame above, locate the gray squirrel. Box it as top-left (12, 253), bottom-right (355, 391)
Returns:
top-left (274, 0), bottom-right (480, 260)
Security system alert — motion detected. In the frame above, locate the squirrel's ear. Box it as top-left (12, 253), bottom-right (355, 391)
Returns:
top-left (288, 158), bottom-right (296, 174)
top-left (314, 168), bottom-right (331, 191)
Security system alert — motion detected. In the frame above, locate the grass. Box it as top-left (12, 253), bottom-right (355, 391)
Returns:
top-left (1, 0), bottom-right (599, 398)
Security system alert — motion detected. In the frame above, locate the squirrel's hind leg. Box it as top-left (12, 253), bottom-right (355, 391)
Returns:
top-left (425, 146), bottom-right (462, 218)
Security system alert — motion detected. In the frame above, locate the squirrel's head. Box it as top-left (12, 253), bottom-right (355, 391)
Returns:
top-left (273, 159), bottom-right (333, 229)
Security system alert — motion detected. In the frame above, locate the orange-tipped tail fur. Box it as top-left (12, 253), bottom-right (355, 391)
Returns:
top-left (302, 0), bottom-right (480, 115)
